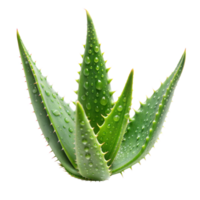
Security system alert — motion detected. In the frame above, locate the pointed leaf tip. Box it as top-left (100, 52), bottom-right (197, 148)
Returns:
top-left (183, 47), bottom-right (188, 61)
top-left (75, 100), bottom-right (110, 180)
top-left (97, 70), bottom-right (134, 164)
top-left (15, 28), bottom-right (20, 35)
top-left (83, 8), bottom-right (92, 16)
top-left (111, 52), bottom-right (185, 175)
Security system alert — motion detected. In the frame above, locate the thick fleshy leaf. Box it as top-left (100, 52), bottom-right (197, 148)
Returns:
top-left (17, 8), bottom-right (186, 181)
top-left (75, 102), bottom-right (110, 181)
top-left (17, 31), bottom-right (78, 169)
top-left (111, 51), bottom-right (186, 174)
top-left (78, 10), bottom-right (114, 133)
top-left (97, 70), bottom-right (134, 165)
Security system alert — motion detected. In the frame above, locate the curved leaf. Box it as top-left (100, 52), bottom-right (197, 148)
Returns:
top-left (97, 70), bottom-right (133, 165)
top-left (111, 51), bottom-right (186, 174)
top-left (17, 31), bottom-right (78, 170)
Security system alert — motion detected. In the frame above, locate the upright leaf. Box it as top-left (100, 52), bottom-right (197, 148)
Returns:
top-left (77, 8), bottom-right (115, 133)
top-left (16, 29), bottom-right (81, 178)
top-left (75, 102), bottom-right (110, 181)
top-left (111, 51), bottom-right (186, 174)
top-left (97, 70), bottom-right (134, 165)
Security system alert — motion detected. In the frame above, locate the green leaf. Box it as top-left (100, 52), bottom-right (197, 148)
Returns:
top-left (97, 70), bottom-right (134, 165)
top-left (75, 102), bottom-right (110, 180)
top-left (17, 31), bottom-right (78, 169)
top-left (78, 10), bottom-right (113, 133)
top-left (111, 51), bottom-right (186, 174)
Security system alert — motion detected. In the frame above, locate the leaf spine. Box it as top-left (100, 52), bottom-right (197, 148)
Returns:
top-left (106, 65), bottom-right (114, 73)
top-left (109, 91), bottom-right (115, 96)
top-left (108, 77), bottom-right (116, 84)
top-left (100, 142), bottom-right (105, 147)
top-left (75, 70), bottom-right (80, 75)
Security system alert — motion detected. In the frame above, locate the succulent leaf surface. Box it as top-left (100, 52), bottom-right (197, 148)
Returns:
top-left (111, 51), bottom-right (186, 174)
top-left (75, 102), bottom-right (110, 180)
top-left (97, 69), bottom-right (134, 165)
top-left (17, 10), bottom-right (186, 181)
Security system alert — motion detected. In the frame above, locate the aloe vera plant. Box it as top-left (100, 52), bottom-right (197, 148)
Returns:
top-left (17, 10), bottom-right (186, 181)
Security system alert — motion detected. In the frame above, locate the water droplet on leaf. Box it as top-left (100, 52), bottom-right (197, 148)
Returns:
top-left (52, 93), bottom-right (56, 99)
top-left (64, 118), bottom-right (69, 123)
top-left (45, 90), bottom-right (50, 96)
top-left (85, 153), bottom-right (91, 160)
top-left (84, 68), bottom-right (89, 76)
top-left (125, 113), bottom-right (129, 119)
top-left (94, 57), bottom-right (99, 63)
top-left (94, 46), bottom-right (99, 53)
top-left (96, 80), bottom-right (102, 90)
top-left (95, 106), bottom-right (99, 112)
top-left (117, 105), bottom-right (123, 112)
top-left (52, 109), bottom-right (60, 116)
top-left (32, 87), bottom-right (37, 94)
top-left (85, 56), bottom-right (91, 64)
top-left (114, 115), bottom-right (120, 122)
top-left (100, 96), bottom-right (107, 106)
top-left (96, 65), bottom-right (100, 70)
top-left (82, 139), bottom-right (88, 145)
top-left (81, 95), bottom-right (86, 100)
top-left (84, 82), bottom-right (89, 89)
top-left (68, 127), bottom-right (73, 133)
top-left (89, 162), bottom-right (93, 167)
top-left (84, 147), bottom-right (89, 152)
top-left (86, 103), bottom-right (91, 110)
